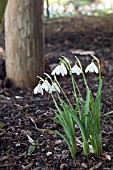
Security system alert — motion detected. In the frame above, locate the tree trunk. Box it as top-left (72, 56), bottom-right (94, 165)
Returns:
top-left (5, 0), bottom-right (44, 88)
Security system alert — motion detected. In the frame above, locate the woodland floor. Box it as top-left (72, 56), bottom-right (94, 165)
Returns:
top-left (0, 16), bottom-right (113, 169)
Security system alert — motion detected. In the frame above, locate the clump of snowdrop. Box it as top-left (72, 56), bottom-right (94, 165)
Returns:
top-left (34, 55), bottom-right (102, 159)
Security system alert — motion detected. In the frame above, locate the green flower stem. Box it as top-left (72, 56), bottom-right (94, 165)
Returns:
top-left (62, 57), bottom-right (84, 105)
top-left (54, 75), bottom-right (73, 108)
top-left (75, 56), bottom-right (88, 88)
top-left (60, 58), bottom-right (78, 101)
top-left (70, 72), bottom-right (84, 104)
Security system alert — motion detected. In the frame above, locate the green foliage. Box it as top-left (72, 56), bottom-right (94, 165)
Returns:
top-left (28, 144), bottom-right (36, 155)
top-left (0, 122), bottom-right (4, 128)
top-left (52, 100), bottom-right (77, 159)
top-left (0, 0), bottom-right (8, 31)
top-left (34, 55), bottom-right (103, 159)
top-left (46, 0), bottom-right (90, 6)
top-left (44, 0), bottom-right (113, 18)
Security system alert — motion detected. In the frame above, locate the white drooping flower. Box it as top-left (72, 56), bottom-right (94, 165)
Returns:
top-left (71, 64), bottom-right (82, 75)
top-left (34, 84), bottom-right (43, 95)
top-left (42, 80), bottom-right (51, 92)
top-left (51, 63), bottom-right (67, 76)
top-left (85, 62), bottom-right (98, 74)
top-left (50, 82), bottom-right (60, 93)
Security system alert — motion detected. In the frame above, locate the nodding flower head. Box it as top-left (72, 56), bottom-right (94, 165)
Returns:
top-left (71, 64), bottom-right (82, 75)
top-left (51, 63), bottom-right (67, 77)
top-left (42, 80), bottom-right (51, 92)
top-left (34, 84), bottom-right (43, 95)
top-left (50, 82), bottom-right (60, 93)
top-left (85, 62), bottom-right (98, 74)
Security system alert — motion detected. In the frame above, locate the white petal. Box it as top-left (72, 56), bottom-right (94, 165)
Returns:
top-left (51, 65), bottom-right (60, 75)
top-left (85, 64), bottom-right (91, 73)
top-left (61, 63), bottom-right (67, 76)
top-left (50, 83), bottom-right (60, 93)
top-left (42, 80), bottom-right (51, 92)
top-left (34, 84), bottom-right (43, 95)
top-left (60, 69), bottom-right (65, 76)
top-left (71, 65), bottom-right (82, 75)
top-left (34, 84), bottom-right (40, 94)
top-left (58, 67), bottom-right (64, 76)
top-left (93, 63), bottom-right (98, 73)
top-left (56, 67), bottom-right (61, 75)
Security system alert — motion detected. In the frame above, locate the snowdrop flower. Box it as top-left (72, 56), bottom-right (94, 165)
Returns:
top-left (42, 80), bottom-right (51, 92)
top-left (50, 82), bottom-right (60, 93)
top-left (71, 64), bottom-right (82, 75)
top-left (51, 63), bottom-right (67, 76)
top-left (34, 84), bottom-right (43, 95)
top-left (85, 62), bottom-right (98, 74)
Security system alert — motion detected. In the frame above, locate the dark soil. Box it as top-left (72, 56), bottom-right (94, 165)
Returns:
top-left (0, 16), bottom-right (113, 169)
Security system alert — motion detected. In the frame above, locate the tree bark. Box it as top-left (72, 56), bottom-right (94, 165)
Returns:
top-left (5, 0), bottom-right (44, 88)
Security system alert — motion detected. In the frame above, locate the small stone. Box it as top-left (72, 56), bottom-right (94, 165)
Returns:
top-left (55, 139), bottom-right (62, 145)
top-left (62, 150), bottom-right (68, 155)
top-left (81, 162), bottom-right (88, 169)
top-left (61, 150), bottom-right (69, 159)
top-left (16, 143), bottom-right (21, 147)
top-left (60, 163), bottom-right (68, 170)
top-left (46, 151), bottom-right (53, 156)
top-left (21, 130), bottom-right (32, 136)
top-left (15, 96), bottom-right (23, 99)
top-left (54, 146), bottom-right (61, 151)
top-left (54, 154), bottom-right (62, 158)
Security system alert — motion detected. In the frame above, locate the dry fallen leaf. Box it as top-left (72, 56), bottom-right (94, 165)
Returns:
top-left (102, 152), bottom-right (111, 160)
top-left (89, 162), bottom-right (102, 170)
